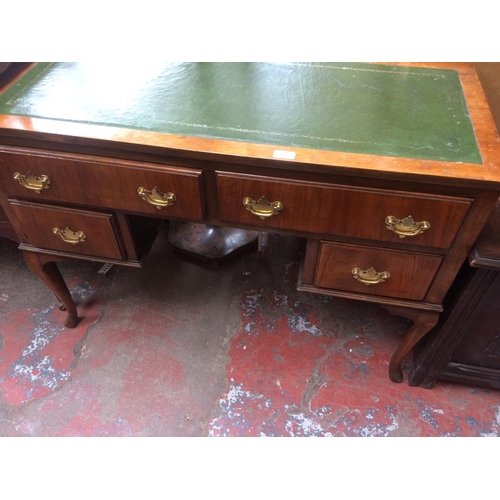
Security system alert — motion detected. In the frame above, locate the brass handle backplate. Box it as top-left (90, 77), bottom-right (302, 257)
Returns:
top-left (385, 215), bottom-right (430, 238)
top-left (53, 227), bottom-right (86, 245)
top-left (138, 186), bottom-right (176, 209)
top-left (352, 267), bottom-right (390, 285)
top-left (243, 196), bottom-right (283, 220)
top-left (14, 171), bottom-right (51, 194)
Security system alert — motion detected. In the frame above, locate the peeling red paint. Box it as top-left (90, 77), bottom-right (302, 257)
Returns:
top-left (0, 280), bottom-right (102, 406)
top-left (2, 233), bottom-right (500, 437)
top-left (5, 304), bottom-right (209, 436)
top-left (210, 283), bottom-right (500, 437)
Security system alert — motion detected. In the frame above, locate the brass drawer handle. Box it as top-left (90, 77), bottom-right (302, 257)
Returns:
top-left (138, 186), bottom-right (176, 209)
top-left (14, 171), bottom-right (51, 194)
top-left (385, 215), bottom-right (430, 238)
top-left (352, 267), bottom-right (390, 285)
top-left (53, 227), bottom-right (86, 245)
top-left (243, 196), bottom-right (283, 220)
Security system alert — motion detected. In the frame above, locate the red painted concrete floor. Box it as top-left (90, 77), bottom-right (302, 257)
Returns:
top-left (1, 223), bottom-right (499, 437)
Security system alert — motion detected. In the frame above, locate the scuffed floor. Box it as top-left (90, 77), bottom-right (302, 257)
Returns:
top-left (1, 224), bottom-right (499, 437)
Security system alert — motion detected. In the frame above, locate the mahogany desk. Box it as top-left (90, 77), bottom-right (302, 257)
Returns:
top-left (1, 62), bottom-right (499, 384)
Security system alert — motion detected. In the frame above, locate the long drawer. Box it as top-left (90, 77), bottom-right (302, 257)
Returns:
top-left (8, 200), bottom-right (125, 260)
top-left (216, 172), bottom-right (472, 249)
top-left (0, 150), bottom-right (204, 219)
top-left (314, 241), bottom-right (443, 301)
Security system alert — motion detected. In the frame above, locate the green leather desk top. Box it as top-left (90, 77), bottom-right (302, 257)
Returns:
top-left (0, 62), bottom-right (482, 164)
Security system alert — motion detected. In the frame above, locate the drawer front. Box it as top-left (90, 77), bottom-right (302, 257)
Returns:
top-left (0, 151), bottom-right (204, 219)
top-left (8, 201), bottom-right (124, 260)
top-left (314, 242), bottom-right (443, 301)
top-left (216, 173), bottom-right (471, 248)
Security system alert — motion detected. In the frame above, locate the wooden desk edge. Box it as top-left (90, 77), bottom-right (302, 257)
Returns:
top-left (1, 116), bottom-right (500, 190)
top-left (1, 62), bottom-right (500, 188)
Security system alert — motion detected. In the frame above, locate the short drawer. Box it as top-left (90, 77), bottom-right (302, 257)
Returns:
top-left (216, 172), bottom-right (471, 249)
top-left (314, 242), bottom-right (443, 301)
top-left (8, 201), bottom-right (124, 260)
top-left (0, 150), bottom-right (204, 219)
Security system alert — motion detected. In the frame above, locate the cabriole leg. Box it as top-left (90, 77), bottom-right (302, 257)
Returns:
top-left (384, 307), bottom-right (440, 383)
top-left (22, 251), bottom-right (79, 328)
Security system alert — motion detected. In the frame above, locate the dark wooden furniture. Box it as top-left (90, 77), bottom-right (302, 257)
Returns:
top-left (0, 204), bottom-right (18, 242)
top-left (410, 200), bottom-right (500, 389)
top-left (1, 62), bottom-right (500, 384)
